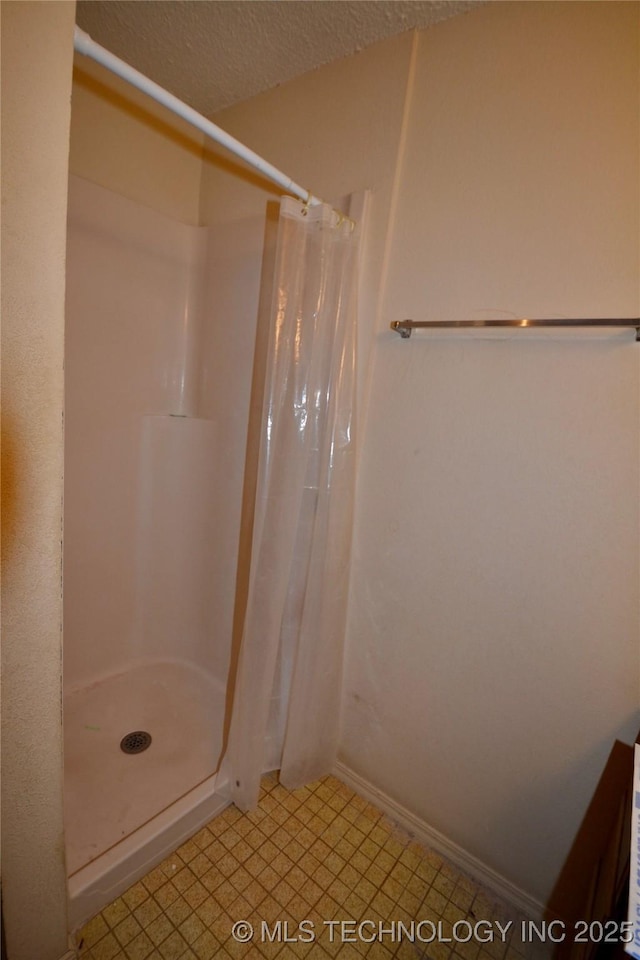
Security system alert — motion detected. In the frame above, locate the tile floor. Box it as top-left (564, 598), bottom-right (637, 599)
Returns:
top-left (75, 774), bottom-right (545, 960)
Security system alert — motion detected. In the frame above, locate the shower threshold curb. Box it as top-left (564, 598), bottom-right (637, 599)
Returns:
top-left (67, 772), bottom-right (230, 932)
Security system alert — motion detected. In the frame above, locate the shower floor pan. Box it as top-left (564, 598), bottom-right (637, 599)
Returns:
top-left (64, 659), bottom-right (230, 928)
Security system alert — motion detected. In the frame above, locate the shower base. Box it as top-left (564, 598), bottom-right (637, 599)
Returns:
top-left (64, 659), bottom-right (230, 928)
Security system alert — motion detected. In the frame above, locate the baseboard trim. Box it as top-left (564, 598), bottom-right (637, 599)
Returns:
top-left (333, 761), bottom-right (544, 921)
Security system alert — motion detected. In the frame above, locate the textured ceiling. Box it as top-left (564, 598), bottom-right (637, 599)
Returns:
top-left (76, 1), bottom-right (480, 117)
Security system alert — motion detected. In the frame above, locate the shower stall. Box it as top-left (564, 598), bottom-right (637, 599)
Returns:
top-left (63, 175), bottom-right (236, 926)
top-left (63, 28), bottom-right (361, 930)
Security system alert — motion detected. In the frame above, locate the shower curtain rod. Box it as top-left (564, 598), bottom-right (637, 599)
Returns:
top-left (73, 26), bottom-right (324, 208)
top-left (391, 318), bottom-right (640, 340)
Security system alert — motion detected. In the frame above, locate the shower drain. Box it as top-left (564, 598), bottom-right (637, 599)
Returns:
top-left (120, 731), bottom-right (152, 754)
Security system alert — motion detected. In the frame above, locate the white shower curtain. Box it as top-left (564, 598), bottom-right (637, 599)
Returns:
top-left (228, 195), bottom-right (359, 811)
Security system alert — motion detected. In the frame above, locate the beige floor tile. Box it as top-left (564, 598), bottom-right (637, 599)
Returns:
top-left (191, 929), bottom-right (222, 960)
top-left (123, 882), bottom-right (153, 911)
top-left (114, 915), bottom-right (144, 947)
top-left (90, 933), bottom-right (123, 960)
top-left (153, 882), bottom-right (180, 911)
top-left (182, 881), bottom-right (209, 910)
top-left (145, 914), bottom-right (175, 947)
top-left (134, 898), bottom-right (163, 930)
top-left (124, 931), bottom-right (155, 960)
top-left (156, 929), bottom-right (189, 959)
top-left (164, 897), bottom-right (194, 928)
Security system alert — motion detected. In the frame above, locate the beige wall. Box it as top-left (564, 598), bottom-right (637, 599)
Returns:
top-left (385, 1), bottom-right (639, 320)
top-left (342, 0), bottom-right (639, 905)
top-left (69, 56), bottom-right (204, 224)
top-left (1, 2), bottom-right (76, 958)
top-left (201, 1), bottom-right (639, 906)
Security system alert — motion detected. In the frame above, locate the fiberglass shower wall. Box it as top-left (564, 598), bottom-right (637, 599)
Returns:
top-left (64, 175), bottom-right (224, 688)
top-left (64, 59), bottom-right (233, 693)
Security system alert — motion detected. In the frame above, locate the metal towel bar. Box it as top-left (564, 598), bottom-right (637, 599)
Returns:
top-left (390, 318), bottom-right (640, 340)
